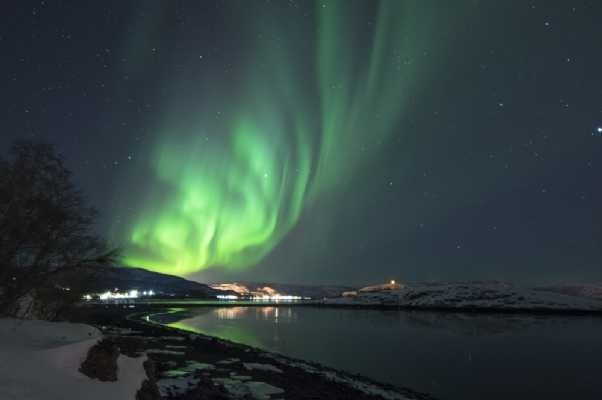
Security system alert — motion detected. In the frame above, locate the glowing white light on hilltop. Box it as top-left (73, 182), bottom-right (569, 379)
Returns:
top-left (210, 283), bottom-right (250, 295)
top-left (390, 280), bottom-right (396, 285)
top-left (99, 291), bottom-right (112, 300)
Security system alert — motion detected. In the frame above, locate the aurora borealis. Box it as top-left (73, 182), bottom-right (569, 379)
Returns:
top-left (121, 1), bottom-right (430, 275)
top-left (3, 0), bottom-right (602, 284)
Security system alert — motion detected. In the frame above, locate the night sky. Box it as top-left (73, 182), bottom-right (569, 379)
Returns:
top-left (1, 0), bottom-right (601, 285)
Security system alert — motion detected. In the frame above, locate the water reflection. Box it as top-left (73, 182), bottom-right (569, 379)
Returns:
top-left (153, 306), bottom-right (585, 338)
top-left (400, 311), bottom-right (554, 336)
top-left (210, 306), bottom-right (296, 323)
top-left (150, 306), bottom-right (602, 400)
top-left (214, 306), bottom-right (247, 320)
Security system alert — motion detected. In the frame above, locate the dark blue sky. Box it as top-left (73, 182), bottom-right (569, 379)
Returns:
top-left (1, 1), bottom-right (601, 285)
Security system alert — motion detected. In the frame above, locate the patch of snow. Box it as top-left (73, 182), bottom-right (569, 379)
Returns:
top-left (146, 348), bottom-right (186, 355)
top-left (163, 361), bottom-right (215, 378)
top-left (0, 318), bottom-right (100, 349)
top-left (213, 377), bottom-right (284, 399)
top-left (213, 377), bottom-right (249, 397)
top-left (322, 370), bottom-right (408, 400)
top-left (229, 372), bottom-right (252, 381)
top-left (102, 327), bottom-right (143, 335)
top-left (160, 335), bottom-right (186, 341)
top-left (165, 344), bottom-right (187, 349)
top-left (217, 357), bottom-right (240, 365)
top-left (246, 381), bottom-right (285, 399)
top-left (243, 362), bottom-right (283, 373)
top-left (263, 355), bottom-right (318, 374)
top-left (163, 370), bottom-right (190, 378)
top-left (186, 361), bottom-right (215, 370)
top-left (106, 335), bottom-right (160, 341)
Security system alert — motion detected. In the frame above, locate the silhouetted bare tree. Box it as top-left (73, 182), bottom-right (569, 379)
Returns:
top-left (0, 140), bottom-right (118, 315)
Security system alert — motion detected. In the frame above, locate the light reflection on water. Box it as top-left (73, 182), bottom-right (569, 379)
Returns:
top-left (150, 306), bottom-right (602, 400)
top-left (211, 306), bottom-right (295, 322)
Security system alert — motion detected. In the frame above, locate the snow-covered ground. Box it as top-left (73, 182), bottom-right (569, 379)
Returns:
top-left (325, 282), bottom-right (602, 311)
top-left (0, 318), bottom-right (148, 400)
top-left (535, 283), bottom-right (602, 301)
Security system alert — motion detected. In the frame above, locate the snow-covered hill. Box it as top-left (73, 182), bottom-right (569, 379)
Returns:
top-left (324, 282), bottom-right (602, 312)
top-left (535, 284), bottom-right (602, 301)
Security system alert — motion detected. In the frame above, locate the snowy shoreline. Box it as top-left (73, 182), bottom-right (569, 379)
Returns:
top-left (62, 305), bottom-right (438, 400)
top-left (0, 318), bottom-right (148, 400)
top-left (7, 279), bottom-right (600, 400)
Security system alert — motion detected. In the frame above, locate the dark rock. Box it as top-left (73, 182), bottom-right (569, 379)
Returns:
top-left (79, 339), bottom-right (120, 381)
top-left (136, 358), bottom-right (161, 400)
top-left (177, 375), bottom-right (231, 400)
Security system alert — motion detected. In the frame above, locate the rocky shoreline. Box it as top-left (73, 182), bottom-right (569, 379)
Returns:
top-left (67, 304), bottom-right (436, 400)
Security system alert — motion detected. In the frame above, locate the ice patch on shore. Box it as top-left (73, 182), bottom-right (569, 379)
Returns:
top-left (165, 344), bottom-right (187, 349)
top-left (213, 377), bottom-right (285, 399)
top-left (147, 348), bottom-right (186, 355)
top-left (243, 362), bottom-right (283, 373)
top-left (217, 357), bottom-right (240, 365)
top-left (163, 361), bottom-right (215, 377)
top-left (160, 335), bottom-right (186, 341)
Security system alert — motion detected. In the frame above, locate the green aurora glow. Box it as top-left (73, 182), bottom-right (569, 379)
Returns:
top-left (121, 1), bottom-right (433, 276)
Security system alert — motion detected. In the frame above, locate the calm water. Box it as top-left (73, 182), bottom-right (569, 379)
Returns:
top-left (150, 306), bottom-right (602, 400)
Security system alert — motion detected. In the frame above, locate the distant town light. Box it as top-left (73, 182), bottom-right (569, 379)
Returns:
top-left (390, 280), bottom-right (396, 285)
top-left (87, 288), bottom-right (155, 301)
top-left (250, 294), bottom-right (303, 301)
top-left (217, 294), bottom-right (239, 300)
